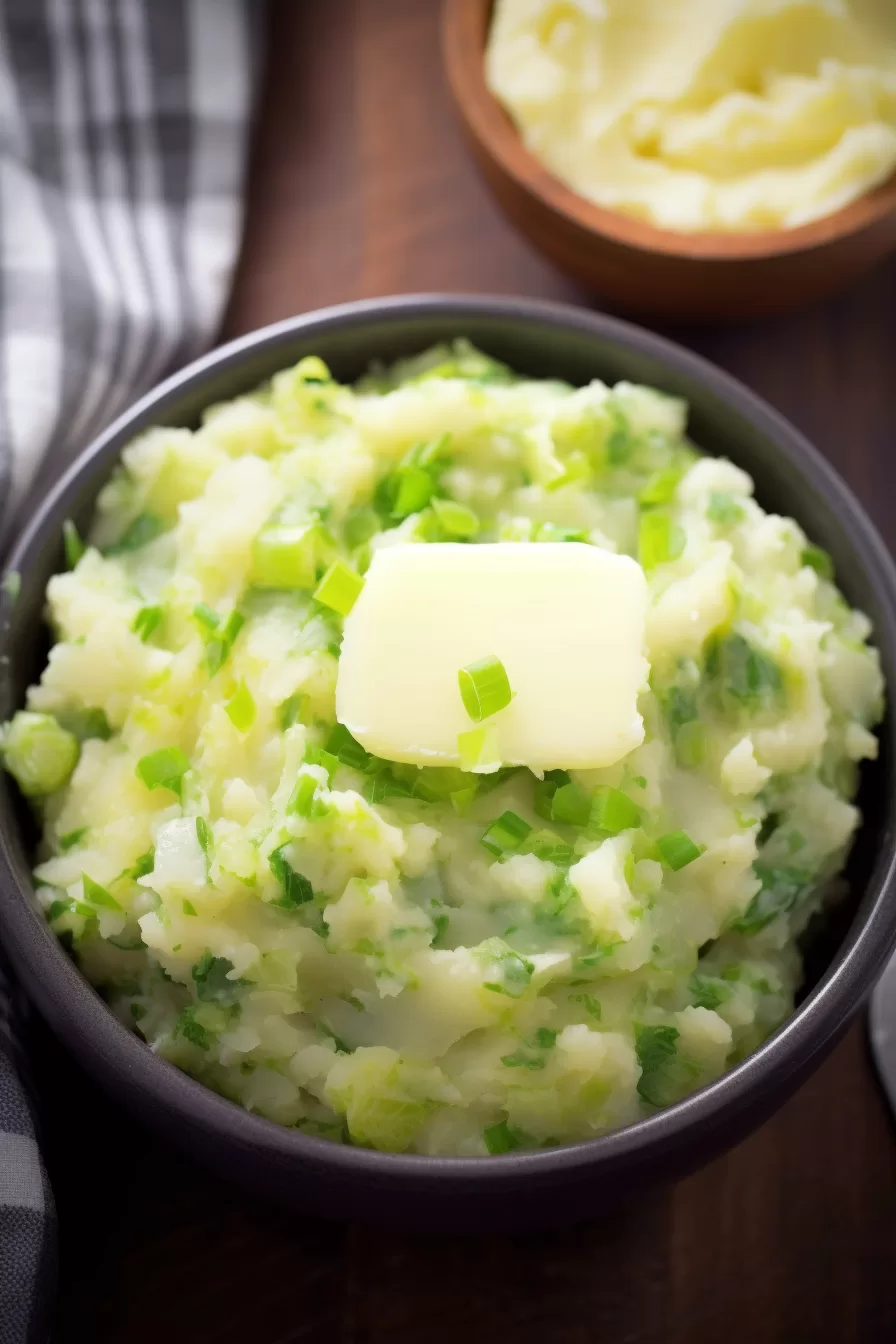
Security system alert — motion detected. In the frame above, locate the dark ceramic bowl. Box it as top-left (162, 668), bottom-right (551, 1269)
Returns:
top-left (2, 296), bottom-right (895, 1230)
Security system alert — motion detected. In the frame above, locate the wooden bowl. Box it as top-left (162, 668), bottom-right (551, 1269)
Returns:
top-left (442, 0), bottom-right (896, 320)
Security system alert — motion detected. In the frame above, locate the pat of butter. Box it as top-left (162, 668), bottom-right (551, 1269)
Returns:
top-left (336, 543), bottom-right (648, 772)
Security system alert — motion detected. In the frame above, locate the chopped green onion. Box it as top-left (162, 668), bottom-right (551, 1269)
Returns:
top-left (480, 810), bottom-right (532, 858)
top-left (59, 826), bottom-right (88, 852)
top-left (268, 844), bottom-right (314, 908)
top-left (431, 912), bottom-right (450, 946)
top-left (405, 433), bottom-right (451, 468)
top-left (632, 775), bottom-right (647, 789)
top-left (730, 864), bottom-right (808, 935)
top-left (606, 412), bottom-right (631, 465)
top-left (325, 723), bottom-right (373, 771)
top-left (638, 512), bottom-right (685, 570)
top-left (304, 743), bottom-right (340, 781)
top-left (63, 519), bottom-right (85, 568)
top-left (688, 974), bottom-right (728, 1010)
top-left (132, 604), bottom-right (163, 642)
top-left (192, 951), bottom-right (244, 1002)
top-left (135, 746), bottom-right (190, 795)
top-left (195, 816), bottom-right (211, 857)
top-left (364, 769), bottom-right (413, 804)
top-left (2, 712), bottom-right (79, 797)
top-left (105, 513), bottom-right (164, 554)
top-left (128, 849), bottom-right (155, 879)
top-left (706, 633), bottom-right (782, 712)
top-left (431, 497), bottom-right (480, 539)
top-left (707, 492), bottom-right (745, 525)
top-left (82, 873), bottom-right (122, 912)
top-left (635, 1024), bottom-right (681, 1105)
top-left (183, 899), bottom-right (198, 917)
top-left (203, 610), bottom-right (245, 675)
top-left (638, 468), bottom-right (681, 507)
top-left (174, 1006), bottom-right (211, 1050)
top-left (534, 522), bottom-right (587, 543)
top-left (674, 721), bottom-right (706, 769)
top-left (571, 993), bottom-right (602, 1021)
top-left (450, 786), bottom-right (477, 816)
top-left (458, 655), bottom-right (513, 723)
top-left (295, 355), bottom-right (331, 384)
top-left (534, 1027), bottom-right (557, 1049)
top-left (408, 767), bottom-right (469, 802)
top-left (524, 829), bottom-right (576, 867)
top-left (550, 782), bottom-right (591, 828)
top-left (251, 522), bottom-right (322, 590)
top-left (391, 466), bottom-right (435, 518)
top-left (483, 1120), bottom-right (523, 1154)
top-left (590, 786), bottom-right (640, 835)
top-left (656, 830), bottom-right (705, 871)
top-left (343, 507), bottom-right (380, 549)
top-left (57, 707), bottom-right (112, 742)
top-left (533, 770), bottom-right (569, 822)
top-left (288, 771), bottom-right (319, 817)
top-left (479, 938), bottom-right (535, 996)
top-left (193, 603), bottom-right (220, 631)
top-left (501, 1049), bottom-right (546, 1071)
top-left (314, 559), bottom-right (364, 616)
top-left (801, 545), bottom-right (834, 580)
top-left (278, 693), bottom-right (304, 731)
top-left (457, 725), bottom-right (501, 773)
top-left (224, 680), bottom-right (256, 733)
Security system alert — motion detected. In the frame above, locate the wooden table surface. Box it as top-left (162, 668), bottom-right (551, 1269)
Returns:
top-left (43, 2), bottom-right (896, 1340)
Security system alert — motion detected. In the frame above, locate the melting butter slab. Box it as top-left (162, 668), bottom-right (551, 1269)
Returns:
top-left (336, 542), bottom-right (649, 771)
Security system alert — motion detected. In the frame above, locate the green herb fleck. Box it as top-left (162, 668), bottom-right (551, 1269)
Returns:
top-left (63, 520), bottom-right (85, 568)
top-left (192, 951), bottom-right (245, 1003)
top-left (106, 513), bottom-right (165, 554)
top-left (132, 605), bottom-right (163, 642)
top-left (483, 1120), bottom-right (523, 1155)
top-left (268, 844), bottom-right (314, 908)
top-left (59, 826), bottom-right (88, 852)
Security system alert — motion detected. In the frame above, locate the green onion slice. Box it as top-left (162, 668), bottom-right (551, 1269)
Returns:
top-left (550, 782), bottom-right (592, 829)
top-left (431, 497), bottom-right (480, 539)
top-left (132, 604), bottom-right (163, 642)
top-left (590, 787), bottom-right (641, 835)
top-left (225, 680), bottom-right (256, 733)
top-left (457, 725), bottom-right (501, 774)
top-left (135, 746), bottom-right (190, 795)
top-left (480, 810), bottom-right (532, 858)
top-left (313, 560), bottom-right (364, 617)
top-left (638, 512), bottom-right (685, 570)
top-left (656, 830), bottom-right (705, 871)
top-left (458, 655), bottom-right (513, 722)
top-left (63, 519), bottom-right (85, 568)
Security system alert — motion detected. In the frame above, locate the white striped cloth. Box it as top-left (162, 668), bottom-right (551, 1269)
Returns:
top-left (0, 2), bottom-right (260, 1336)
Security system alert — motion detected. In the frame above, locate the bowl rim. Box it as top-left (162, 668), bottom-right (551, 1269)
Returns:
top-left (441, 0), bottom-right (896, 263)
top-left (3, 291), bottom-right (896, 1187)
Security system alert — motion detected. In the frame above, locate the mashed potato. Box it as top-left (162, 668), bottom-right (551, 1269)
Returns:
top-left (4, 343), bottom-right (883, 1155)
top-left (486, 0), bottom-right (896, 233)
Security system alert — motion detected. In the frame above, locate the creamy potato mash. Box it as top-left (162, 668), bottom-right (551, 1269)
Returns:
top-left (487, 0), bottom-right (896, 232)
top-left (3, 343), bottom-right (883, 1154)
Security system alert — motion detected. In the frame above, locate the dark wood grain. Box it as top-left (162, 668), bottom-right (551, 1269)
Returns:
top-left (46, 1), bottom-right (896, 1340)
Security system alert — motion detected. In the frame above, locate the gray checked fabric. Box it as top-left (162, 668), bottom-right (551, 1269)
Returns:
top-left (0, 1), bottom-right (261, 1337)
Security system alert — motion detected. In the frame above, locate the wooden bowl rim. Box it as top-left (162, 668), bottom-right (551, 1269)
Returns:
top-left (442, 0), bottom-right (896, 262)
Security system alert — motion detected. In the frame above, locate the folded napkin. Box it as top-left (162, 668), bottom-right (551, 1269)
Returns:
top-left (0, 1), bottom-right (260, 1335)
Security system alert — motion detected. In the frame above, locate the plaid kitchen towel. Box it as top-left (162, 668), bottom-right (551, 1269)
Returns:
top-left (0, 1), bottom-right (260, 1336)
